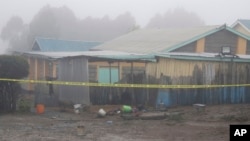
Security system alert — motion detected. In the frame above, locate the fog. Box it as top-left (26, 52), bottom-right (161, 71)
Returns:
top-left (1, 0), bottom-right (249, 27)
top-left (0, 0), bottom-right (250, 53)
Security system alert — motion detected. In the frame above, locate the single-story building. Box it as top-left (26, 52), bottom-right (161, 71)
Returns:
top-left (145, 25), bottom-right (250, 106)
top-left (91, 24), bottom-right (250, 106)
top-left (24, 38), bottom-right (149, 91)
top-left (25, 37), bottom-right (102, 90)
top-left (22, 50), bottom-right (153, 106)
top-left (19, 24), bottom-right (250, 107)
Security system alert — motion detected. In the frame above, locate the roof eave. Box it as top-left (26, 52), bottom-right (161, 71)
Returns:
top-left (156, 54), bottom-right (250, 63)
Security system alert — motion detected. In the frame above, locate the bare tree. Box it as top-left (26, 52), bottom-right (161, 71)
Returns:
top-left (1, 16), bottom-right (29, 51)
top-left (1, 5), bottom-right (138, 51)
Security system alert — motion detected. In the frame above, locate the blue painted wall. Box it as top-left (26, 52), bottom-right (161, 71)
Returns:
top-left (156, 87), bottom-right (249, 107)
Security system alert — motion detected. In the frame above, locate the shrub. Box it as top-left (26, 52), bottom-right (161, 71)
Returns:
top-left (0, 55), bottom-right (29, 113)
top-left (0, 55), bottom-right (29, 79)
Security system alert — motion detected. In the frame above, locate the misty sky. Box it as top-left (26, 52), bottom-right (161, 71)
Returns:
top-left (0, 0), bottom-right (250, 53)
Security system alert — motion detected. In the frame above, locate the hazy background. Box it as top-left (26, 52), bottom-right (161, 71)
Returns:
top-left (0, 0), bottom-right (250, 53)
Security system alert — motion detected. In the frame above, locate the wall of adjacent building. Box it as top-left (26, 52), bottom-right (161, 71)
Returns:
top-left (146, 57), bottom-right (250, 106)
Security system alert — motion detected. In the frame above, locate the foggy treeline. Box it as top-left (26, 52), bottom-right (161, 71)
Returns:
top-left (146, 7), bottom-right (205, 28)
top-left (1, 5), bottom-right (204, 51)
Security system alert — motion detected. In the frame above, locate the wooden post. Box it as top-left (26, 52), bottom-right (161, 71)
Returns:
top-left (131, 62), bottom-right (135, 105)
top-left (118, 62), bottom-right (120, 81)
top-left (131, 62), bottom-right (134, 83)
top-left (236, 37), bottom-right (247, 54)
top-left (195, 38), bottom-right (205, 53)
top-left (109, 61), bottom-right (112, 83)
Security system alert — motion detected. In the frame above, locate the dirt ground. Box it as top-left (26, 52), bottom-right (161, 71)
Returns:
top-left (1, 104), bottom-right (250, 141)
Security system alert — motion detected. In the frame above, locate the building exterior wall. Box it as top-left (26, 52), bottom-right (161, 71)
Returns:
top-left (204, 29), bottom-right (238, 53)
top-left (89, 61), bottom-right (146, 82)
top-left (195, 38), bottom-right (205, 53)
top-left (147, 57), bottom-right (250, 84)
top-left (172, 30), bottom-right (247, 55)
top-left (24, 56), bottom-right (146, 92)
top-left (146, 57), bottom-right (250, 106)
top-left (236, 37), bottom-right (247, 54)
top-left (147, 58), bottom-right (206, 81)
top-left (58, 57), bottom-right (90, 105)
top-left (172, 41), bottom-right (196, 52)
top-left (246, 41), bottom-right (250, 54)
top-left (25, 57), bottom-right (57, 91)
top-left (89, 61), bottom-right (147, 105)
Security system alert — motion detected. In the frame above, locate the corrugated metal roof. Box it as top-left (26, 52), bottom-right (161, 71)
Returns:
top-left (94, 25), bottom-right (250, 54)
top-left (32, 37), bottom-right (102, 52)
top-left (232, 19), bottom-right (250, 31)
top-left (93, 25), bottom-right (220, 54)
top-left (23, 50), bottom-right (155, 62)
top-left (238, 19), bottom-right (250, 30)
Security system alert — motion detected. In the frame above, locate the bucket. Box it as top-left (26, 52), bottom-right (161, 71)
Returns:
top-left (122, 105), bottom-right (132, 113)
top-left (36, 104), bottom-right (45, 114)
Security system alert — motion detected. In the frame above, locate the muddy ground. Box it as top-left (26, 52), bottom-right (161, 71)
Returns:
top-left (1, 104), bottom-right (250, 141)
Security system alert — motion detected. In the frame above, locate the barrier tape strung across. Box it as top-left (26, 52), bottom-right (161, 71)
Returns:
top-left (0, 78), bottom-right (250, 89)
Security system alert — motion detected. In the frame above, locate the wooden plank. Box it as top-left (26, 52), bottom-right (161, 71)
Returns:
top-left (236, 37), bottom-right (247, 54)
top-left (196, 38), bottom-right (205, 53)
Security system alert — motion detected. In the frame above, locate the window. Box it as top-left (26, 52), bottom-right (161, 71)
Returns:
top-left (98, 67), bottom-right (119, 83)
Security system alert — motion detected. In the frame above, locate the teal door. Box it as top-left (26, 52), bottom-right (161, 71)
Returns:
top-left (98, 67), bottom-right (119, 83)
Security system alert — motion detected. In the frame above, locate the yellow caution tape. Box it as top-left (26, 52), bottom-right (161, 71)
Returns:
top-left (0, 78), bottom-right (250, 89)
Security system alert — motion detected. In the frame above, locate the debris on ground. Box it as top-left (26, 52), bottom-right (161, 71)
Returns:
top-left (2, 104), bottom-right (250, 141)
top-left (97, 108), bottom-right (106, 117)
